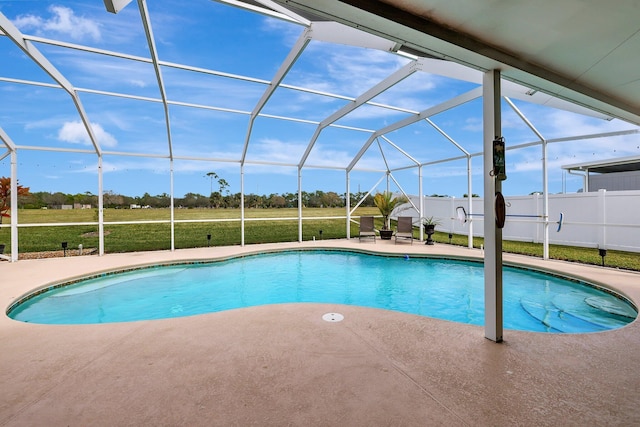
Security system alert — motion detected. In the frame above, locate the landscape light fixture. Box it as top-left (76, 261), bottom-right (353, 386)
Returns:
top-left (207, 234), bottom-right (212, 247)
top-left (448, 233), bottom-right (453, 244)
top-left (599, 248), bottom-right (607, 266)
top-left (319, 229), bottom-right (323, 240)
top-left (61, 241), bottom-right (68, 257)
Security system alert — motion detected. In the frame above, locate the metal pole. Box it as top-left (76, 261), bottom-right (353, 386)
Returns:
top-left (542, 139), bottom-right (549, 259)
top-left (98, 156), bottom-right (105, 256)
top-left (240, 165), bottom-right (245, 247)
top-left (298, 167), bottom-right (303, 242)
top-left (170, 159), bottom-right (175, 251)
top-left (483, 70), bottom-right (503, 343)
top-left (346, 171), bottom-right (351, 239)
top-left (419, 165), bottom-right (424, 241)
top-left (467, 155), bottom-right (473, 249)
top-left (10, 150), bottom-right (18, 262)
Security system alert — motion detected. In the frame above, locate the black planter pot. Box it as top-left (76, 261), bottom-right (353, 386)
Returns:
top-left (379, 229), bottom-right (394, 240)
top-left (424, 225), bottom-right (435, 245)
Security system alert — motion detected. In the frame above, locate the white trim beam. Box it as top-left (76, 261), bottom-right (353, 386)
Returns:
top-left (214, 0), bottom-right (309, 25)
top-left (252, 0), bottom-right (311, 25)
top-left (138, 0), bottom-right (173, 160)
top-left (310, 21), bottom-right (398, 52)
top-left (347, 87), bottom-right (482, 171)
top-left (241, 29), bottom-right (311, 164)
top-left (376, 138), bottom-right (391, 172)
top-left (0, 126), bottom-right (16, 152)
top-left (379, 135), bottom-right (420, 165)
top-left (104, 0), bottom-right (134, 14)
top-left (6, 36), bottom-right (422, 116)
top-left (424, 118), bottom-right (470, 156)
top-left (299, 59), bottom-right (420, 167)
top-left (0, 13), bottom-right (102, 156)
top-left (9, 151), bottom-right (17, 261)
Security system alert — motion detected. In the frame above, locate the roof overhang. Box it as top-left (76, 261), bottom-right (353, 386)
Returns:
top-left (562, 155), bottom-right (640, 174)
top-left (270, 0), bottom-right (640, 126)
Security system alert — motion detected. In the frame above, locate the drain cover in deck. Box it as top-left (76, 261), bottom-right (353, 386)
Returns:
top-left (322, 312), bottom-right (344, 322)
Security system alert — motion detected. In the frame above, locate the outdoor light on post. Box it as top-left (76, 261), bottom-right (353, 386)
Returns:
top-left (319, 229), bottom-right (323, 240)
top-left (448, 233), bottom-right (453, 244)
top-left (62, 241), bottom-right (68, 257)
top-left (599, 248), bottom-right (607, 267)
top-left (207, 234), bottom-right (212, 247)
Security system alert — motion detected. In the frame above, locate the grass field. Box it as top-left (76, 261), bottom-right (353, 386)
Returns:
top-left (1, 207), bottom-right (378, 253)
top-left (1, 207), bottom-right (639, 271)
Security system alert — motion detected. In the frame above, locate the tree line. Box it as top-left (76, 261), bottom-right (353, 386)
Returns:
top-left (18, 189), bottom-right (378, 210)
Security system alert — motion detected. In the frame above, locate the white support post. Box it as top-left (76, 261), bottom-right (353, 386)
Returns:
top-left (10, 150), bottom-right (18, 262)
top-left (298, 167), bottom-right (303, 243)
top-left (240, 166), bottom-right (245, 247)
top-left (585, 170), bottom-right (590, 193)
top-left (418, 165), bottom-right (424, 241)
top-left (467, 156), bottom-right (473, 249)
top-left (483, 69), bottom-right (503, 343)
top-left (170, 159), bottom-right (175, 251)
top-left (98, 156), bottom-right (105, 256)
top-left (346, 171), bottom-right (351, 240)
top-left (542, 140), bottom-right (549, 259)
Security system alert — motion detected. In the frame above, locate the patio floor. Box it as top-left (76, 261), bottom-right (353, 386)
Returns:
top-left (1, 239), bottom-right (639, 426)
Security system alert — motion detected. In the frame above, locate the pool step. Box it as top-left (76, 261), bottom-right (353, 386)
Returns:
top-left (552, 293), bottom-right (632, 329)
top-left (520, 297), bottom-right (608, 333)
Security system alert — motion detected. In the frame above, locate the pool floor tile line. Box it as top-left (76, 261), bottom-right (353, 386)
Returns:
top-left (1, 239), bottom-right (640, 426)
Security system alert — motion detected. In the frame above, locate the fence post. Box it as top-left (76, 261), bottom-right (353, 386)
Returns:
top-left (533, 193), bottom-right (540, 244)
top-left (598, 189), bottom-right (607, 249)
top-left (450, 196), bottom-right (455, 236)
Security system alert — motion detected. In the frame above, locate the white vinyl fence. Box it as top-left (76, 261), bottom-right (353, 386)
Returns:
top-left (396, 189), bottom-right (640, 253)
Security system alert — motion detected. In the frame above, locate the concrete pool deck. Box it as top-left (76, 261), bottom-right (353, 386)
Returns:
top-left (1, 239), bottom-right (640, 426)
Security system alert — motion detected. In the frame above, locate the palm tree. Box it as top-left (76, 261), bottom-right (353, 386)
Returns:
top-left (373, 191), bottom-right (408, 230)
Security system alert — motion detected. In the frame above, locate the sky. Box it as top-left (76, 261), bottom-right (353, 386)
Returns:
top-left (1, 0), bottom-right (639, 199)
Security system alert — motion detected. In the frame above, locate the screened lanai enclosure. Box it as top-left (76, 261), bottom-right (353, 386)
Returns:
top-left (1, 0), bottom-right (640, 263)
top-left (2, 0), bottom-right (640, 342)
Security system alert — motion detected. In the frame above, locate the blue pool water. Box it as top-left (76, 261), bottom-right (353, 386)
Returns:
top-left (8, 250), bottom-right (637, 332)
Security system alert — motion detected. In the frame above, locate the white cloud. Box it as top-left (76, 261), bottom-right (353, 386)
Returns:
top-left (58, 121), bottom-right (118, 148)
top-left (297, 45), bottom-right (409, 96)
top-left (129, 79), bottom-right (147, 88)
top-left (247, 138), bottom-right (306, 165)
top-left (261, 16), bottom-right (302, 46)
top-left (14, 5), bottom-right (101, 42)
top-left (463, 117), bottom-right (482, 132)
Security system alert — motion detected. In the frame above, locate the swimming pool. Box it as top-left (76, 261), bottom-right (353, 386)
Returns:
top-left (8, 250), bottom-right (637, 332)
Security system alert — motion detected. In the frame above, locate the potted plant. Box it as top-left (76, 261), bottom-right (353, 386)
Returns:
top-left (373, 191), bottom-right (408, 240)
top-left (422, 216), bottom-right (441, 245)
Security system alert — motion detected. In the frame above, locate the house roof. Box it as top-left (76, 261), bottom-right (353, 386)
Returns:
top-left (562, 155), bottom-right (640, 174)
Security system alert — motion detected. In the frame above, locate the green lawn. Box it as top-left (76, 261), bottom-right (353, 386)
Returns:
top-left (1, 207), bottom-right (377, 253)
top-left (1, 207), bottom-right (639, 271)
top-left (430, 231), bottom-right (640, 271)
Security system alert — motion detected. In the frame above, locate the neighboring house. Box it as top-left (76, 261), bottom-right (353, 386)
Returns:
top-left (562, 155), bottom-right (640, 192)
